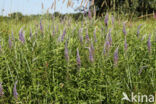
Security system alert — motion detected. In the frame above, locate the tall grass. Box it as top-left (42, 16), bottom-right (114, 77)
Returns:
top-left (0, 13), bottom-right (155, 104)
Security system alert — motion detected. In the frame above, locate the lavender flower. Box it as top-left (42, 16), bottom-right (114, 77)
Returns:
top-left (123, 23), bottom-right (127, 36)
top-left (93, 28), bottom-right (97, 42)
top-left (61, 28), bottom-right (66, 41)
top-left (65, 41), bottom-right (69, 61)
top-left (88, 9), bottom-right (92, 19)
top-left (111, 15), bottom-right (115, 25)
top-left (91, 41), bottom-right (94, 53)
top-left (104, 13), bottom-right (109, 26)
top-left (106, 40), bottom-right (110, 51)
top-left (103, 43), bottom-right (106, 55)
top-left (30, 29), bottom-right (32, 38)
top-left (40, 20), bottom-right (43, 32)
top-left (124, 38), bottom-right (128, 51)
top-left (154, 12), bottom-right (156, 19)
top-left (13, 81), bottom-right (18, 99)
top-left (137, 24), bottom-right (142, 37)
top-left (19, 28), bottom-right (25, 43)
top-left (52, 26), bottom-right (55, 36)
top-left (89, 47), bottom-right (94, 62)
top-left (9, 35), bottom-right (12, 48)
top-left (79, 28), bottom-right (83, 43)
top-left (108, 29), bottom-right (112, 45)
top-left (114, 47), bottom-right (119, 66)
top-left (76, 48), bottom-right (81, 66)
top-left (0, 82), bottom-right (4, 97)
top-left (85, 28), bottom-right (89, 42)
top-left (147, 34), bottom-right (151, 53)
top-left (12, 31), bottom-right (14, 41)
top-left (0, 44), bottom-right (1, 51)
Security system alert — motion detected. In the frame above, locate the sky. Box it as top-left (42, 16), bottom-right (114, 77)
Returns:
top-left (0, 0), bottom-right (88, 16)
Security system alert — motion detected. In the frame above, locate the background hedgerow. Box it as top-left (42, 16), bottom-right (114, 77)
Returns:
top-left (0, 14), bottom-right (155, 104)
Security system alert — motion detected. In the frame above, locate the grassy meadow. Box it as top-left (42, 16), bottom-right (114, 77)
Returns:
top-left (0, 14), bottom-right (156, 104)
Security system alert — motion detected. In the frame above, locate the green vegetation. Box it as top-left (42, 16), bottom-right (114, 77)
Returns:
top-left (91, 0), bottom-right (156, 16)
top-left (0, 13), bottom-right (156, 104)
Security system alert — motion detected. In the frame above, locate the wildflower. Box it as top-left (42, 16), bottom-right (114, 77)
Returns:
top-left (91, 41), bottom-right (94, 53)
top-left (147, 34), bottom-right (151, 53)
top-left (40, 20), bottom-right (43, 32)
top-left (88, 9), bottom-right (92, 19)
top-left (123, 23), bottom-right (127, 36)
top-left (85, 28), bottom-right (89, 42)
top-left (79, 28), bottom-right (83, 43)
top-left (12, 31), bottom-right (14, 40)
top-left (30, 29), bottom-right (32, 38)
top-left (106, 40), bottom-right (110, 51)
top-left (76, 48), bottom-right (81, 67)
top-left (0, 82), bottom-right (4, 97)
top-left (114, 47), bottom-right (119, 66)
top-left (61, 28), bottom-right (66, 41)
top-left (93, 28), bottom-right (97, 42)
top-left (124, 38), bottom-right (128, 51)
top-left (52, 26), bottom-right (55, 36)
top-left (9, 35), bottom-right (12, 48)
top-left (108, 29), bottom-right (112, 45)
top-left (19, 28), bottom-right (25, 43)
top-left (0, 44), bottom-right (1, 51)
top-left (65, 41), bottom-right (69, 61)
top-left (154, 12), bottom-right (156, 19)
top-left (89, 47), bottom-right (94, 62)
top-left (104, 13), bottom-right (109, 26)
top-left (13, 81), bottom-right (18, 99)
top-left (137, 24), bottom-right (142, 37)
top-left (103, 43), bottom-right (106, 55)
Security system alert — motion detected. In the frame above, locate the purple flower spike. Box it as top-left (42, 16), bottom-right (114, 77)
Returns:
top-left (30, 29), bottom-right (32, 38)
top-left (124, 38), bottom-right (128, 51)
top-left (93, 28), bottom-right (97, 42)
top-left (89, 47), bottom-right (94, 62)
top-left (9, 35), bottom-right (12, 48)
top-left (0, 82), bottom-right (4, 97)
top-left (65, 41), bottom-right (69, 62)
top-left (88, 9), bottom-right (92, 19)
top-left (147, 34), bottom-right (151, 53)
top-left (108, 29), bottom-right (112, 45)
top-left (114, 47), bottom-right (119, 66)
top-left (106, 40), bottom-right (110, 51)
top-left (0, 45), bottom-right (1, 51)
top-left (52, 26), bottom-right (55, 36)
top-left (76, 48), bottom-right (81, 67)
top-left (103, 43), bottom-right (106, 55)
top-left (40, 20), bottom-right (43, 32)
top-left (123, 23), bottom-right (127, 36)
top-left (61, 28), bottom-right (66, 41)
top-left (85, 28), bottom-right (89, 42)
top-left (104, 13), bottom-right (109, 26)
top-left (91, 41), bottom-right (94, 53)
top-left (137, 24), bottom-right (142, 37)
top-left (13, 81), bottom-right (18, 99)
top-left (19, 28), bottom-right (25, 43)
top-left (12, 31), bottom-right (14, 41)
top-left (79, 28), bottom-right (83, 43)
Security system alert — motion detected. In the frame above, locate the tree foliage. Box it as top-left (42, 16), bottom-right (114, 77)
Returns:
top-left (91, 0), bottom-right (156, 15)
